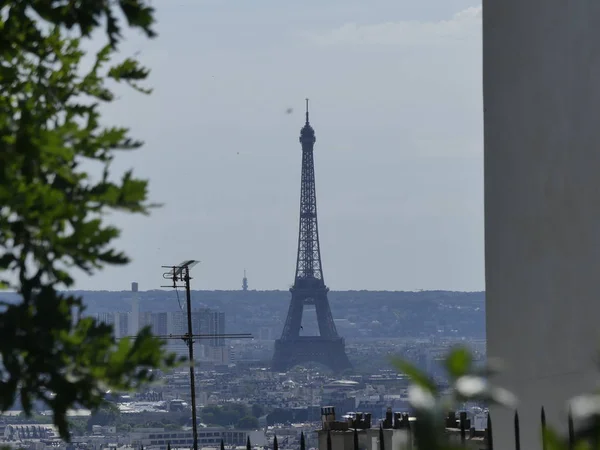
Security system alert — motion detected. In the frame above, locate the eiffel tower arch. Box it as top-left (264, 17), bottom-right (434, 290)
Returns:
top-left (271, 100), bottom-right (352, 373)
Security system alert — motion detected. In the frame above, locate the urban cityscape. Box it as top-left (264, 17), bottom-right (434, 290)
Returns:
top-left (8, 0), bottom-right (594, 450)
top-left (0, 281), bottom-right (487, 450)
top-left (0, 104), bottom-right (487, 450)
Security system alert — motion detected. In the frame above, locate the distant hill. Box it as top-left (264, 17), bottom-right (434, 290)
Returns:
top-left (0, 290), bottom-right (485, 339)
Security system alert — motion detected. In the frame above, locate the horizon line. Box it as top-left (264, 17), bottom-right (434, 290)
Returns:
top-left (0, 288), bottom-right (485, 294)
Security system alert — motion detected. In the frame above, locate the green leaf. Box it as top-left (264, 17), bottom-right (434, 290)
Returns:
top-left (444, 346), bottom-right (473, 379)
top-left (390, 357), bottom-right (438, 395)
top-left (542, 426), bottom-right (569, 450)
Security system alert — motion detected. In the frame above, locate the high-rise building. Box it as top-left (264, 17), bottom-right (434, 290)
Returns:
top-left (208, 311), bottom-right (226, 347)
top-left (96, 312), bottom-right (115, 326)
top-left (139, 311), bottom-right (153, 332)
top-left (114, 312), bottom-right (130, 338)
top-left (159, 308), bottom-right (227, 362)
top-left (129, 281), bottom-right (140, 336)
top-left (188, 308), bottom-right (226, 342)
top-left (95, 312), bottom-right (129, 338)
top-left (151, 312), bottom-right (170, 337)
top-left (171, 310), bottom-right (187, 335)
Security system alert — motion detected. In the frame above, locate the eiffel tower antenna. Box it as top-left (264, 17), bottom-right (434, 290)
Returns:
top-left (305, 98), bottom-right (310, 123)
top-left (242, 269), bottom-right (248, 291)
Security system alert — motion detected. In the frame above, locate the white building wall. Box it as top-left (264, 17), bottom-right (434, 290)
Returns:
top-left (484, 1), bottom-right (600, 449)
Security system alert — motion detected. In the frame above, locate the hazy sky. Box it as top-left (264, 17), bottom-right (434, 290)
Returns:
top-left (77, 0), bottom-right (484, 292)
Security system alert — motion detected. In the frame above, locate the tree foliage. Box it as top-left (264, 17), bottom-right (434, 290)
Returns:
top-left (201, 404), bottom-right (261, 428)
top-left (0, 0), bottom-right (179, 440)
top-left (237, 415), bottom-right (259, 430)
top-left (86, 401), bottom-right (120, 431)
top-left (251, 403), bottom-right (265, 418)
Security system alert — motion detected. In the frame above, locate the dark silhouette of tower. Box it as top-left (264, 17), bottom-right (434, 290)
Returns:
top-left (271, 99), bottom-right (352, 373)
top-left (242, 269), bottom-right (248, 291)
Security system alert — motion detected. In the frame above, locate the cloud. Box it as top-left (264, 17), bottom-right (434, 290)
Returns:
top-left (304, 5), bottom-right (481, 47)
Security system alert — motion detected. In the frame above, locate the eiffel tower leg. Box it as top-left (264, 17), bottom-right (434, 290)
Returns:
top-left (280, 290), bottom-right (305, 339)
top-left (314, 291), bottom-right (337, 339)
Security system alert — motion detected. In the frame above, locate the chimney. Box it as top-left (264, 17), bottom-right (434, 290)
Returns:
top-left (446, 411), bottom-right (457, 428)
top-left (364, 413), bottom-right (372, 429)
top-left (321, 406), bottom-right (336, 427)
top-left (393, 412), bottom-right (402, 429)
top-left (131, 282), bottom-right (138, 292)
top-left (384, 407), bottom-right (393, 429)
top-left (356, 412), bottom-right (364, 425)
top-left (399, 413), bottom-right (411, 430)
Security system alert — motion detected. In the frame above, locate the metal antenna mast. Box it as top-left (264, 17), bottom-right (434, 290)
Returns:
top-left (114, 262), bottom-right (252, 450)
top-left (157, 261), bottom-right (253, 450)
top-left (162, 260), bottom-right (200, 450)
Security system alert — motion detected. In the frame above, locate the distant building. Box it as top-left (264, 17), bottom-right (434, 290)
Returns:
top-left (206, 345), bottom-right (230, 364)
top-left (150, 308), bottom-right (227, 363)
top-left (151, 312), bottom-right (170, 336)
top-left (242, 269), bottom-right (248, 291)
top-left (315, 407), bottom-right (485, 450)
top-left (114, 312), bottom-right (130, 338)
top-left (96, 312), bottom-right (115, 326)
top-left (207, 310), bottom-right (226, 347)
top-left (139, 311), bottom-right (152, 330)
top-left (129, 427), bottom-right (254, 449)
top-left (129, 281), bottom-right (140, 335)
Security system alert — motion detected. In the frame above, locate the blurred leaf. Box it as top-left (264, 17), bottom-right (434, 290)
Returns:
top-left (454, 375), bottom-right (517, 408)
top-left (455, 375), bottom-right (488, 397)
top-left (444, 346), bottom-right (473, 379)
top-left (489, 386), bottom-right (518, 408)
top-left (571, 395), bottom-right (600, 420)
top-left (390, 357), bottom-right (438, 395)
top-left (407, 384), bottom-right (436, 411)
top-left (543, 426), bottom-right (569, 450)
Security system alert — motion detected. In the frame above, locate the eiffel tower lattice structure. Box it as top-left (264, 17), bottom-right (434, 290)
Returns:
top-left (271, 100), bottom-right (352, 373)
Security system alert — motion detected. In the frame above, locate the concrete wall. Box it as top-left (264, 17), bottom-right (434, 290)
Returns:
top-left (484, 1), bottom-right (600, 449)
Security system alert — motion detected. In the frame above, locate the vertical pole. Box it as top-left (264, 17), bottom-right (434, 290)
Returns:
top-left (487, 413), bottom-right (493, 450)
top-left (514, 411), bottom-right (520, 450)
top-left (460, 412), bottom-right (466, 445)
top-left (568, 410), bottom-right (574, 450)
top-left (184, 266), bottom-right (199, 450)
top-left (541, 407), bottom-right (547, 450)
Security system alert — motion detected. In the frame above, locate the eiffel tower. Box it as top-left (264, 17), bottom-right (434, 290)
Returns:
top-left (271, 100), bottom-right (352, 373)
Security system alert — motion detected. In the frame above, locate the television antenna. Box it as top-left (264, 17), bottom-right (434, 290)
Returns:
top-left (158, 260), bottom-right (252, 450)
